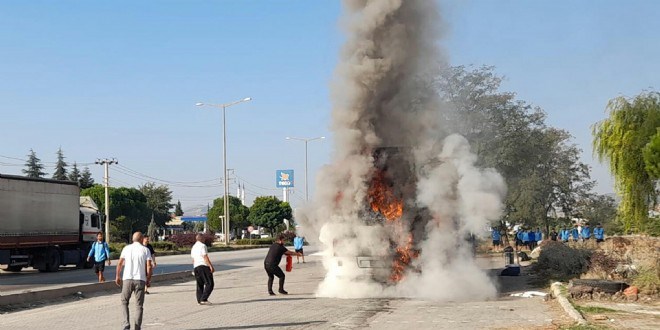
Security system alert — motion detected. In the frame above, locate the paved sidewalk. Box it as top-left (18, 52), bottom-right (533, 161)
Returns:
top-left (0, 254), bottom-right (569, 329)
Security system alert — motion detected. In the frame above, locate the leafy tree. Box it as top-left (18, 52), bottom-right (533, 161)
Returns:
top-left (68, 162), bottom-right (81, 183)
top-left (52, 147), bottom-right (68, 180)
top-left (138, 182), bottom-right (174, 227)
top-left (248, 196), bottom-right (292, 235)
top-left (175, 200), bottom-right (184, 216)
top-left (593, 92), bottom-right (660, 233)
top-left (22, 149), bottom-right (46, 178)
top-left (81, 185), bottom-right (150, 242)
top-left (79, 167), bottom-right (95, 189)
top-left (574, 194), bottom-right (619, 233)
top-left (207, 195), bottom-right (250, 235)
top-left (436, 66), bottom-right (594, 232)
top-left (643, 128), bottom-right (660, 179)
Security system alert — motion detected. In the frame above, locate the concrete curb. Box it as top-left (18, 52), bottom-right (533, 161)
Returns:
top-left (551, 282), bottom-right (587, 326)
top-left (0, 270), bottom-right (193, 307)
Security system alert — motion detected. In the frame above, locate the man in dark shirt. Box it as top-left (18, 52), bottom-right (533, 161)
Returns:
top-left (142, 235), bottom-right (156, 294)
top-left (264, 235), bottom-right (301, 295)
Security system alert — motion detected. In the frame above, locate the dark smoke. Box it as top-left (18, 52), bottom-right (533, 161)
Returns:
top-left (299, 0), bottom-right (506, 300)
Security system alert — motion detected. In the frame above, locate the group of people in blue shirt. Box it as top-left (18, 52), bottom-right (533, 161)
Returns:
top-left (558, 223), bottom-right (605, 243)
top-left (512, 228), bottom-right (543, 251)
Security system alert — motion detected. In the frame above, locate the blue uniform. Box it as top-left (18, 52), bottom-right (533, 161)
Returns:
top-left (571, 228), bottom-right (579, 241)
top-left (528, 231), bottom-right (535, 242)
top-left (535, 230), bottom-right (543, 241)
top-left (582, 227), bottom-right (591, 239)
top-left (561, 229), bottom-right (569, 242)
top-left (594, 227), bottom-right (604, 240)
top-left (491, 230), bottom-right (501, 241)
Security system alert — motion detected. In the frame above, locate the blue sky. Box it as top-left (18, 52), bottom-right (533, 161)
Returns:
top-left (1, 1), bottom-right (658, 211)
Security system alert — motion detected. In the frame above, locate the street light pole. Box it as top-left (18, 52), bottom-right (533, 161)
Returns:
top-left (285, 136), bottom-right (325, 201)
top-left (196, 98), bottom-right (251, 245)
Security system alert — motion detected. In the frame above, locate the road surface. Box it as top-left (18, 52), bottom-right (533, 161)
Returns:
top-left (0, 247), bottom-right (275, 296)
top-left (0, 249), bottom-right (570, 329)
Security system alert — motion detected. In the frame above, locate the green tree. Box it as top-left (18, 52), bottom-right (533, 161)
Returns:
top-left (81, 185), bottom-right (150, 242)
top-left (592, 92), bottom-right (660, 233)
top-left (22, 149), bottom-right (46, 178)
top-left (52, 147), bottom-right (68, 180)
top-left (138, 182), bottom-right (174, 227)
top-left (207, 195), bottom-right (250, 235)
top-left (174, 200), bottom-right (184, 216)
top-left (68, 162), bottom-right (81, 183)
top-left (643, 128), bottom-right (660, 179)
top-left (574, 193), bottom-right (619, 233)
top-left (79, 167), bottom-right (95, 189)
top-left (248, 196), bottom-right (292, 235)
top-left (436, 66), bottom-right (594, 232)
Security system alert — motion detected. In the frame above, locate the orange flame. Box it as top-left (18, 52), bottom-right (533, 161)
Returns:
top-left (367, 170), bottom-right (403, 221)
top-left (390, 234), bottom-right (418, 283)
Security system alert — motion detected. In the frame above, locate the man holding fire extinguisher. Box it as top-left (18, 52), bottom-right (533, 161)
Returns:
top-left (264, 235), bottom-right (302, 295)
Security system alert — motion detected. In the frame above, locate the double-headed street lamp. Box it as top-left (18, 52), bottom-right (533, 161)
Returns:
top-left (196, 97), bottom-right (251, 245)
top-left (285, 136), bottom-right (325, 202)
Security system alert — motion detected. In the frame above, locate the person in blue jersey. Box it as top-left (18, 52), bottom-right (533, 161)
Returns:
top-left (293, 235), bottom-right (305, 263)
top-left (528, 230), bottom-right (536, 250)
top-left (593, 223), bottom-right (605, 243)
top-left (522, 229), bottom-right (530, 251)
top-left (560, 227), bottom-right (569, 242)
top-left (87, 231), bottom-right (111, 283)
top-left (571, 225), bottom-right (580, 242)
top-left (581, 224), bottom-right (591, 241)
top-left (535, 228), bottom-right (543, 242)
top-left (491, 227), bottom-right (502, 252)
top-left (515, 229), bottom-right (524, 251)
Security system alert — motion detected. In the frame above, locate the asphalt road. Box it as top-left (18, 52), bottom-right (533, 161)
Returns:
top-left (0, 252), bottom-right (571, 330)
top-left (0, 247), bottom-right (285, 296)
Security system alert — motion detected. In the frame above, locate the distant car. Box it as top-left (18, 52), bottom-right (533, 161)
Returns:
top-left (260, 234), bottom-right (271, 239)
top-left (214, 233), bottom-right (235, 241)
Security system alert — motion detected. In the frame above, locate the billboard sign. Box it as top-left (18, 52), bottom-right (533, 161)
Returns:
top-left (276, 170), bottom-right (294, 188)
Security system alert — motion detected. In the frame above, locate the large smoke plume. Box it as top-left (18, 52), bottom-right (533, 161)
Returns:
top-left (299, 0), bottom-right (506, 300)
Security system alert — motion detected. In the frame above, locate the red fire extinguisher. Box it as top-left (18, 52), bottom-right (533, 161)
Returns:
top-left (286, 255), bottom-right (293, 272)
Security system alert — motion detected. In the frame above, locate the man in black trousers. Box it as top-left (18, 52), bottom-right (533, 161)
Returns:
top-left (264, 235), bottom-right (301, 295)
top-left (191, 234), bottom-right (215, 305)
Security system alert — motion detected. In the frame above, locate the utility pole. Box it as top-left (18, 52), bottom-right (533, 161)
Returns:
top-left (95, 158), bottom-right (118, 243)
top-left (285, 136), bottom-right (325, 202)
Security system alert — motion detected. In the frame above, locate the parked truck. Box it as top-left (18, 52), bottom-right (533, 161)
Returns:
top-left (0, 174), bottom-right (102, 272)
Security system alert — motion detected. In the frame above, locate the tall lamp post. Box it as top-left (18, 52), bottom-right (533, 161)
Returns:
top-left (196, 98), bottom-right (251, 245)
top-left (285, 136), bottom-right (325, 201)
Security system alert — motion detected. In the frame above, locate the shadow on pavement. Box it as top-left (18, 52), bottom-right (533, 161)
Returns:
top-left (210, 297), bottom-right (315, 306)
top-left (190, 320), bottom-right (326, 329)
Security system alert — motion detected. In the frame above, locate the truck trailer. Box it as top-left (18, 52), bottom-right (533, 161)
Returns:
top-left (0, 174), bottom-right (102, 272)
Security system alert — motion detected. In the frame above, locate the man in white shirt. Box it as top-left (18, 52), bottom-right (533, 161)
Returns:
top-left (115, 232), bottom-right (153, 330)
top-left (191, 234), bottom-right (215, 305)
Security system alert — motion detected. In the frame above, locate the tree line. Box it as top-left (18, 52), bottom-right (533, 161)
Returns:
top-left (22, 148), bottom-right (95, 188)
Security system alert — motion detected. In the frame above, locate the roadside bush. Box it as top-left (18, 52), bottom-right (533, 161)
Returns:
top-left (235, 238), bottom-right (275, 245)
top-left (532, 240), bottom-right (592, 282)
top-left (108, 242), bottom-right (127, 253)
top-left (632, 266), bottom-right (660, 295)
top-left (151, 241), bottom-right (177, 251)
top-left (170, 233), bottom-right (214, 248)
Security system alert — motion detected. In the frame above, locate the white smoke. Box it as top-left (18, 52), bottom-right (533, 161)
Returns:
top-left (299, 0), bottom-right (507, 301)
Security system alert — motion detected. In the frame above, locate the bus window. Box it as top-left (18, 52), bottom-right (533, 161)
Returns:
top-left (91, 214), bottom-right (99, 228)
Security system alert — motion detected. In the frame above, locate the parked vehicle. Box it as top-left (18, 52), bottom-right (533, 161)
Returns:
top-left (0, 174), bottom-right (102, 272)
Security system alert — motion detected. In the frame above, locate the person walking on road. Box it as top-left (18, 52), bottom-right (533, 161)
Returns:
top-left (115, 232), bottom-right (153, 330)
top-left (87, 231), bottom-right (111, 283)
top-left (264, 235), bottom-right (301, 295)
top-left (191, 234), bottom-right (215, 305)
top-left (293, 235), bottom-right (305, 263)
top-left (142, 235), bottom-right (156, 294)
